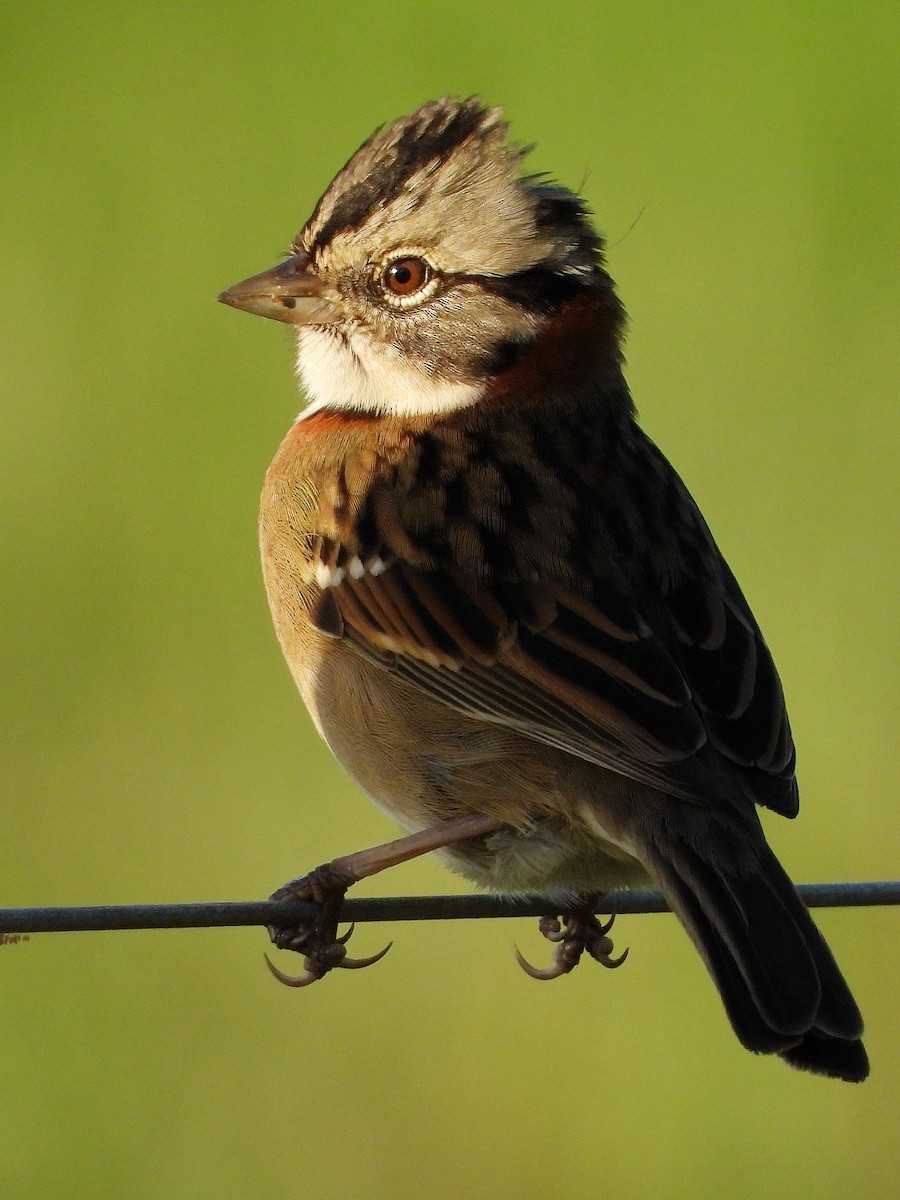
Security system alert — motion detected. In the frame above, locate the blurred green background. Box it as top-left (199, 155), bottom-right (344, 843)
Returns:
top-left (1, 3), bottom-right (897, 1197)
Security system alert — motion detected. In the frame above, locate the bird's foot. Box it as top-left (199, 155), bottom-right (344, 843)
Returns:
top-left (265, 863), bottom-right (391, 987)
top-left (515, 891), bottom-right (628, 980)
top-left (262, 815), bottom-right (504, 987)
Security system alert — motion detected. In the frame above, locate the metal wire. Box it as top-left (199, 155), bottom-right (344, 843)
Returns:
top-left (0, 880), bottom-right (897, 936)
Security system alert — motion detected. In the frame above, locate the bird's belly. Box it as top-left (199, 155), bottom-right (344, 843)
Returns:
top-left (298, 634), bottom-right (648, 893)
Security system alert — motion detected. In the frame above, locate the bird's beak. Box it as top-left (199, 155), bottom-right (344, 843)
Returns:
top-left (218, 252), bottom-right (341, 326)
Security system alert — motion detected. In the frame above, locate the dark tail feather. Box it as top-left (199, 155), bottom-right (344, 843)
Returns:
top-left (646, 828), bottom-right (868, 1082)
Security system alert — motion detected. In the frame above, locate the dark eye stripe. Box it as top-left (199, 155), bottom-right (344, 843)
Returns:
top-left (448, 266), bottom-right (590, 317)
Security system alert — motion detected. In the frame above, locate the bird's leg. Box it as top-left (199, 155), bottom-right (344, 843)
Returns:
top-left (515, 891), bottom-right (629, 981)
top-left (266, 812), bottom-right (503, 987)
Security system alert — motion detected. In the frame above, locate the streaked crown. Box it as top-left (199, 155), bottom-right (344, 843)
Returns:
top-left (297, 97), bottom-right (601, 280)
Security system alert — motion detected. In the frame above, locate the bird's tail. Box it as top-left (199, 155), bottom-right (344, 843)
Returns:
top-left (644, 822), bottom-right (868, 1081)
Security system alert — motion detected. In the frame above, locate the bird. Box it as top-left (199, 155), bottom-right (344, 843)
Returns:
top-left (219, 97), bottom-right (867, 1081)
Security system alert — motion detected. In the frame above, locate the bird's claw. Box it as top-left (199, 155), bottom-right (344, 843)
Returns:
top-left (266, 865), bottom-right (391, 987)
top-left (515, 895), bottom-right (628, 981)
top-left (514, 942), bottom-right (578, 980)
top-left (537, 915), bottom-right (565, 942)
top-left (264, 937), bottom-right (392, 987)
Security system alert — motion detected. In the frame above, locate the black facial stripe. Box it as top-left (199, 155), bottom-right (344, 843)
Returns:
top-left (461, 266), bottom-right (590, 317)
top-left (476, 335), bottom-right (536, 377)
top-left (310, 103), bottom-right (490, 252)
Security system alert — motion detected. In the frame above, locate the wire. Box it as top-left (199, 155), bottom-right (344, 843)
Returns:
top-left (1, 881), bottom-right (897, 936)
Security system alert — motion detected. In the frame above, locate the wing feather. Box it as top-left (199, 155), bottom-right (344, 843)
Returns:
top-left (305, 423), bottom-right (796, 816)
top-left (320, 559), bottom-right (726, 801)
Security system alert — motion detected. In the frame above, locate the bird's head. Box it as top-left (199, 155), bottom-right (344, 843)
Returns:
top-left (220, 97), bottom-right (624, 418)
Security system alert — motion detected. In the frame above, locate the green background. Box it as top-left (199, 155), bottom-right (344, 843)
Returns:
top-left (1, 3), bottom-right (897, 1197)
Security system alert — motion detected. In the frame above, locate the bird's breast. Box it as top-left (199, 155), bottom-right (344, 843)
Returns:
top-left (257, 409), bottom-right (414, 702)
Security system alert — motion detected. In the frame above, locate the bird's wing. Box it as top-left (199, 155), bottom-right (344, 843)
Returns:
top-left (311, 554), bottom-right (796, 811)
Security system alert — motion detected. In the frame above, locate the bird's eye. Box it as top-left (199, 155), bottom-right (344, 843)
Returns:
top-left (382, 256), bottom-right (431, 298)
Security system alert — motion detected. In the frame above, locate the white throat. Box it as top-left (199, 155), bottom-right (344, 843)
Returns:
top-left (295, 326), bottom-right (484, 420)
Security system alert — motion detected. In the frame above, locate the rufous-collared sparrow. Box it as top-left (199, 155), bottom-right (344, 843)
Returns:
top-left (220, 98), bottom-right (866, 1081)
